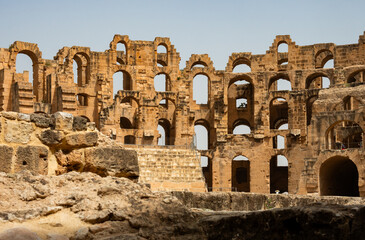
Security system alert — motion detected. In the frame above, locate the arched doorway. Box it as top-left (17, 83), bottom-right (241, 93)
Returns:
top-left (232, 155), bottom-right (250, 192)
top-left (270, 155), bottom-right (288, 193)
top-left (320, 156), bottom-right (359, 196)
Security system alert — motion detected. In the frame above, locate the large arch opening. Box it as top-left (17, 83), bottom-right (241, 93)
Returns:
top-left (268, 75), bottom-right (292, 91)
top-left (270, 98), bottom-right (288, 129)
top-left (232, 119), bottom-right (251, 135)
top-left (278, 42), bottom-right (288, 53)
top-left (232, 155), bottom-right (250, 192)
top-left (158, 118), bottom-right (172, 146)
top-left (72, 53), bottom-right (90, 86)
top-left (270, 155), bottom-right (288, 193)
top-left (120, 117), bottom-right (133, 129)
top-left (193, 74), bottom-right (208, 104)
top-left (194, 120), bottom-right (209, 166)
top-left (347, 69), bottom-right (365, 84)
top-left (113, 70), bottom-right (132, 96)
top-left (306, 73), bottom-right (331, 89)
top-left (16, 52), bottom-right (36, 95)
top-left (315, 50), bottom-right (334, 69)
top-left (326, 120), bottom-right (363, 150)
top-left (116, 42), bottom-right (127, 65)
top-left (228, 77), bottom-right (254, 133)
top-left (154, 73), bottom-right (169, 92)
top-left (320, 156), bottom-right (359, 196)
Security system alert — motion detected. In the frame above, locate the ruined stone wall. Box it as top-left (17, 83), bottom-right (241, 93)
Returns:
top-left (0, 111), bottom-right (139, 180)
top-left (126, 146), bottom-right (206, 192)
top-left (1, 32), bottom-right (365, 196)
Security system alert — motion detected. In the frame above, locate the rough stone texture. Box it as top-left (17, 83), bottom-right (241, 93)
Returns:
top-left (0, 145), bottom-right (13, 173)
top-left (72, 116), bottom-right (87, 131)
top-left (127, 146), bottom-right (206, 191)
top-left (0, 227), bottom-right (41, 240)
top-left (38, 130), bottom-right (64, 146)
top-left (172, 191), bottom-right (365, 211)
top-left (15, 146), bottom-right (48, 175)
top-left (0, 171), bottom-right (364, 239)
top-left (53, 112), bottom-right (73, 131)
top-left (30, 113), bottom-right (53, 128)
top-left (84, 147), bottom-right (139, 178)
top-left (64, 132), bottom-right (98, 148)
top-left (4, 120), bottom-right (33, 143)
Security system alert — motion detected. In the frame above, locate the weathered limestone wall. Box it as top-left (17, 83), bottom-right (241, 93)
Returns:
top-left (125, 146), bottom-right (207, 192)
top-left (0, 111), bottom-right (139, 179)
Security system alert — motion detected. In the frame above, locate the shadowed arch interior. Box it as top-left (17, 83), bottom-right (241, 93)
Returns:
top-left (232, 155), bottom-right (250, 192)
top-left (320, 156), bottom-right (359, 196)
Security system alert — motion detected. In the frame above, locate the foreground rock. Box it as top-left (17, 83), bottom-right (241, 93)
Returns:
top-left (0, 171), bottom-right (364, 239)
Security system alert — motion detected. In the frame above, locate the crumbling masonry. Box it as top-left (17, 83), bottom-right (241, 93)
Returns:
top-left (1, 32), bottom-right (365, 196)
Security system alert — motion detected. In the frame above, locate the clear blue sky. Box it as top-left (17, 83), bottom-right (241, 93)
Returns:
top-left (1, 0), bottom-right (365, 70)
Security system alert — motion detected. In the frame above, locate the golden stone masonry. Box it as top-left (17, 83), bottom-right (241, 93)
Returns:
top-left (1, 32), bottom-right (365, 196)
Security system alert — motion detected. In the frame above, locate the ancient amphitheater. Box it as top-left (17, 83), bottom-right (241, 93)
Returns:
top-left (1, 32), bottom-right (365, 197)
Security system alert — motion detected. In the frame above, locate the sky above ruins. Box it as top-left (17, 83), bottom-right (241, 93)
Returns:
top-left (1, 0), bottom-right (365, 70)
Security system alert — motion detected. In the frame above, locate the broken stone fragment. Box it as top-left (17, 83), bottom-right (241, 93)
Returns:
top-left (38, 129), bottom-right (64, 146)
top-left (53, 112), bottom-right (73, 131)
top-left (73, 116), bottom-right (87, 131)
top-left (4, 120), bottom-right (33, 144)
top-left (2, 111), bottom-right (17, 120)
top-left (84, 147), bottom-right (139, 179)
top-left (30, 113), bottom-right (53, 128)
top-left (64, 132), bottom-right (98, 148)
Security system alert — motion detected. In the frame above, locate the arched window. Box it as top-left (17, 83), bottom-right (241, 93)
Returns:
top-left (270, 155), bottom-right (288, 193)
top-left (157, 124), bottom-right (166, 146)
top-left (116, 42), bottom-right (127, 65)
top-left (154, 73), bottom-right (169, 92)
top-left (73, 59), bottom-right (78, 84)
top-left (113, 71), bottom-right (132, 96)
top-left (323, 59), bottom-right (334, 68)
top-left (270, 98), bottom-right (288, 129)
top-left (347, 70), bottom-right (365, 84)
top-left (193, 74), bottom-right (208, 104)
top-left (276, 79), bottom-right (291, 91)
top-left (157, 44), bottom-right (167, 53)
top-left (16, 53), bottom-right (34, 84)
top-left (278, 42), bottom-right (288, 53)
top-left (273, 135), bottom-right (285, 149)
top-left (315, 50), bottom-right (333, 69)
top-left (233, 124), bottom-right (251, 135)
top-left (232, 155), bottom-right (250, 192)
top-left (320, 156), bottom-right (359, 196)
top-left (195, 120), bottom-right (209, 166)
top-left (120, 117), bottom-right (133, 129)
top-left (191, 62), bottom-right (206, 70)
top-left (158, 119), bottom-right (172, 145)
top-left (326, 121), bottom-right (363, 149)
top-left (306, 74), bottom-right (331, 89)
top-left (232, 64), bottom-right (251, 73)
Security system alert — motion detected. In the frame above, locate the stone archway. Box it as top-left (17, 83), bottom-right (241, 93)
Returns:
top-left (320, 156), bottom-right (359, 196)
